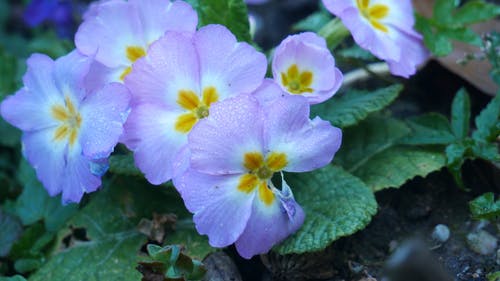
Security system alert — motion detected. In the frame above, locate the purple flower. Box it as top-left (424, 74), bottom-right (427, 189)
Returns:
top-left (0, 50), bottom-right (131, 203)
top-left (272, 32), bottom-right (343, 104)
top-left (75, 0), bottom-right (198, 83)
top-left (322, 0), bottom-right (429, 78)
top-left (122, 24), bottom-right (267, 185)
top-left (23, 0), bottom-right (76, 38)
top-left (175, 93), bottom-right (342, 258)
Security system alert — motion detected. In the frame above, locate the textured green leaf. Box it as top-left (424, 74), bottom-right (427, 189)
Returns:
top-left (445, 142), bottom-right (468, 190)
top-left (487, 271), bottom-right (500, 281)
top-left (0, 211), bottom-right (23, 257)
top-left (473, 94), bottom-right (500, 143)
top-left (433, 0), bottom-right (456, 24)
top-left (29, 178), bottom-right (213, 281)
top-left (311, 84), bottom-right (402, 128)
top-left (109, 154), bottom-right (143, 177)
top-left (399, 113), bottom-right (456, 145)
top-left (352, 146), bottom-right (447, 191)
top-left (471, 142), bottom-right (500, 162)
top-left (451, 88), bottom-right (471, 140)
top-left (338, 44), bottom-right (376, 61)
top-left (469, 192), bottom-right (500, 220)
top-left (274, 166), bottom-right (377, 254)
top-left (441, 27), bottom-right (482, 46)
top-left (15, 160), bottom-right (78, 231)
top-left (187, 0), bottom-right (250, 42)
top-left (336, 116), bottom-right (446, 191)
top-left (335, 116), bottom-right (410, 170)
top-left (453, 1), bottom-right (500, 25)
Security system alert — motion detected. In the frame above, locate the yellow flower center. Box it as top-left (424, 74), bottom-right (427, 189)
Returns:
top-left (237, 152), bottom-right (288, 205)
top-left (280, 64), bottom-right (314, 94)
top-left (356, 0), bottom-right (390, 33)
top-left (174, 87), bottom-right (219, 133)
top-left (120, 46), bottom-right (146, 81)
top-left (51, 96), bottom-right (82, 147)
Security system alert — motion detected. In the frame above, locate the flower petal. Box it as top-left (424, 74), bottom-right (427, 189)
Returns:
top-left (125, 31), bottom-right (200, 106)
top-left (22, 129), bottom-right (66, 196)
top-left (61, 153), bottom-right (102, 204)
top-left (123, 103), bottom-right (187, 184)
top-left (175, 169), bottom-right (255, 247)
top-left (194, 24), bottom-right (267, 99)
top-left (79, 82), bottom-right (131, 158)
top-left (188, 94), bottom-right (264, 175)
top-left (264, 95), bottom-right (342, 172)
top-left (235, 183), bottom-right (304, 259)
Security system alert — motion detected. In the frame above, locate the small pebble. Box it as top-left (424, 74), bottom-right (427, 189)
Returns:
top-left (466, 230), bottom-right (498, 255)
top-left (432, 224), bottom-right (450, 242)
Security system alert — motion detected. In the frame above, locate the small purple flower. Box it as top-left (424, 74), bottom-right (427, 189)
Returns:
top-left (175, 93), bottom-right (342, 258)
top-left (75, 0), bottom-right (198, 83)
top-left (322, 0), bottom-right (429, 78)
top-left (23, 0), bottom-right (76, 38)
top-left (0, 50), bottom-right (131, 203)
top-left (122, 24), bottom-right (267, 185)
top-left (272, 32), bottom-right (343, 104)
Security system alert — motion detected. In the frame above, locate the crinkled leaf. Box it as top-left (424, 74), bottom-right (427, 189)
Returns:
top-left (9, 222), bottom-right (54, 263)
top-left (0, 211), bottom-right (23, 257)
top-left (451, 88), bottom-right (471, 140)
top-left (274, 166), bottom-right (377, 254)
top-left (167, 219), bottom-right (214, 260)
top-left (29, 177), bottom-right (213, 281)
top-left (187, 0), bottom-right (251, 42)
top-left (473, 93), bottom-right (500, 143)
top-left (469, 192), bottom-right (500, 220)
top-left (415, 15), bottom-right (453, 56)
top-left (311, 84), bottom-right (403, 128)
top-left (109, 154), bottom-right (143, 177)
top-left (433, 0), bottom-right (457, 25)
top-left (353, 146), bottom-right (447, 192)
top-left (14, 160), bottom-right (78, 232)
top-left (335, 116), bottom-right (410, 170)
top-left (336, 116), bottom-right (446, 191)
top-left (471, 142), bottom-right (499, 162)
top-left (487, 271), bottom-right (500, 281)
top-left (445, 142), bottom-right (468, 190)
top-left (399, 113), bottom-right (456, 145)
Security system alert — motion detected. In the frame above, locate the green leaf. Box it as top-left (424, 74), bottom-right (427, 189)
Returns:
top-left (14, 160), bottom-right (78, 232)
top-left (487, 271), bottom-right (500, 281)
top-left (0, 276), bottom-right (28, 281)
top-left (440, 27), bottom-right (482, 46)
top-left (471, 142), bottom-right (499, 162)
top-left (336, 116), bottom-right (446, 191)
top-left (0, 211), bottom-right (23, 257)
top-left (274, 166), bottom-right (377, 254)
top-left (433, 0), bottom-right (457, 25)
top-left (187, 0), bottom-right (251, 42)
top-left (469, 192), bottom-right (500, 220)
top-left (335, 116), bottom-right (410, 170)
top-left (311, 84), bottom-right (403, 128)
top-left (353, 146), bottom-right (447, 191)
top-left (292, 11), bottom-right (331, 32)
top-left (473, 94), bottom-right (500, 143)
top-left (166, 219), bottom-right (214, 260)
top-left (29, 177), bottom-right (213, 281)
top-left (400, 113), bottom-right (456, 145)
top-left (451, 88), bottom-right (471, 140)
top-left (453, 1), bottom-right (500, 25)
top-left (109, 154), bottom-right (143, 177)
top-left (445, 142), bottom-right (468, 190)
top-left (415, 15), bottom-right (453, 57)
top-left (338, 44), bottom-right (376, 61)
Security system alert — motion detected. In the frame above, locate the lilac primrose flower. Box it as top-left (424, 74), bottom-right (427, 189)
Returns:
top-left (272, 32), bottom-right (343, 104)
top-left (75, 0), bottom-right (198, 83)
top-left (122, 24), bottom-right (267, 185)
top-left (322, 0), bottom-right (429, 78)
top-left (0, 50), bottom-right (131, 203)
top-left (175, 93), bottom-right (342, 258)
